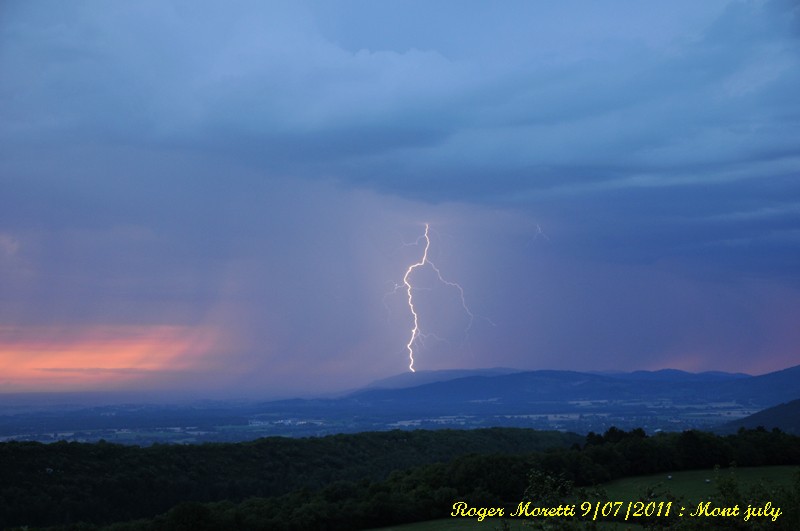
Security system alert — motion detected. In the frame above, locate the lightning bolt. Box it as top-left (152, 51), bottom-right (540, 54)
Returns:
top-left (534, 223), bottom-right (550, 241)
top-left (526, 223), bottom-right (550, 246)
top-left (400, 223), bottom-right (474, 372)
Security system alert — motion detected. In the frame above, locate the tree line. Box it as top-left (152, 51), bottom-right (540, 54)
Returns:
top-left (1, 426), bottom-right (798, 530)
top-left (0, 428), bottom-right (576, 528)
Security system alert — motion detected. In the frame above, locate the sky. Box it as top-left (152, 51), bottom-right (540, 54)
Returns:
top-left (1, 0), bottom-right (799, 398)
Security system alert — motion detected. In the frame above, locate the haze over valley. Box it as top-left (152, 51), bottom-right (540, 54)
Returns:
top-left (3, 365), bottom-right (798, 444)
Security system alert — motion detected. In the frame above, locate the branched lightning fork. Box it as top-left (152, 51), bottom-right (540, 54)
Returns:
top-left (400, 223), bottom-right (474, 372)
top-left (528, 223), bottom-right (550, 245)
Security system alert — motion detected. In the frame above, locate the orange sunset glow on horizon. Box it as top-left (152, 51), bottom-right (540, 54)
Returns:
top-left (0, 324), bottom-right (218, 392)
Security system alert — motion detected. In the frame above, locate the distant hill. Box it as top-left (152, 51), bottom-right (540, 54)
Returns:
top-left (347, 366), bottom-right (800, 408)
top-left (712, 364), bottom-right (800, 406)
top-left (363, 367), bottom-right (521, 389)
top-left (3, 365), bottom-right (799, 442)
top-left (363, 367), bottom-right (753, 396)
top-left (603, 369), bottom-right (750, 382)
top-left (339, 366), bottom-right (800, 429)
top-left (717, 398), bottom-right (800, 435)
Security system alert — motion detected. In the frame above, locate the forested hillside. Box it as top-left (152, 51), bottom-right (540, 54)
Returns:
top-left (719, 399), bottom-right (800, 435)
top-left (2, 427), bottom-right (799, 530)
top-left (0, 428), bottom-right (576, 529)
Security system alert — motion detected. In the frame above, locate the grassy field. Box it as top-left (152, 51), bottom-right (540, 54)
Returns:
top-left (601, 464), bottom-right (798, 504)
top-left (368, 465), bottom-right (799, 531)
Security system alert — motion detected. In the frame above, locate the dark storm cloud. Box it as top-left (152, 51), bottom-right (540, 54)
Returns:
top-left (1, 1), bottom-right (798, 394)
top-left (3, 1), bottom-right (797, 197)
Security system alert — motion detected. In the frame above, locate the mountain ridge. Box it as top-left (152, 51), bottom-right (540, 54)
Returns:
top-left (348, 366), bottom-right (788, 404)
top-left (3, 365), bottom-right (798, 443)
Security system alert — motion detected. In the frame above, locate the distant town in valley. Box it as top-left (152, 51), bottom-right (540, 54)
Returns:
top-left (2, 365), bottom-right (798, 445)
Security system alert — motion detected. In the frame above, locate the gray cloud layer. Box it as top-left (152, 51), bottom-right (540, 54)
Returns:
top-left (1, 1), bottom-right (798, 395)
